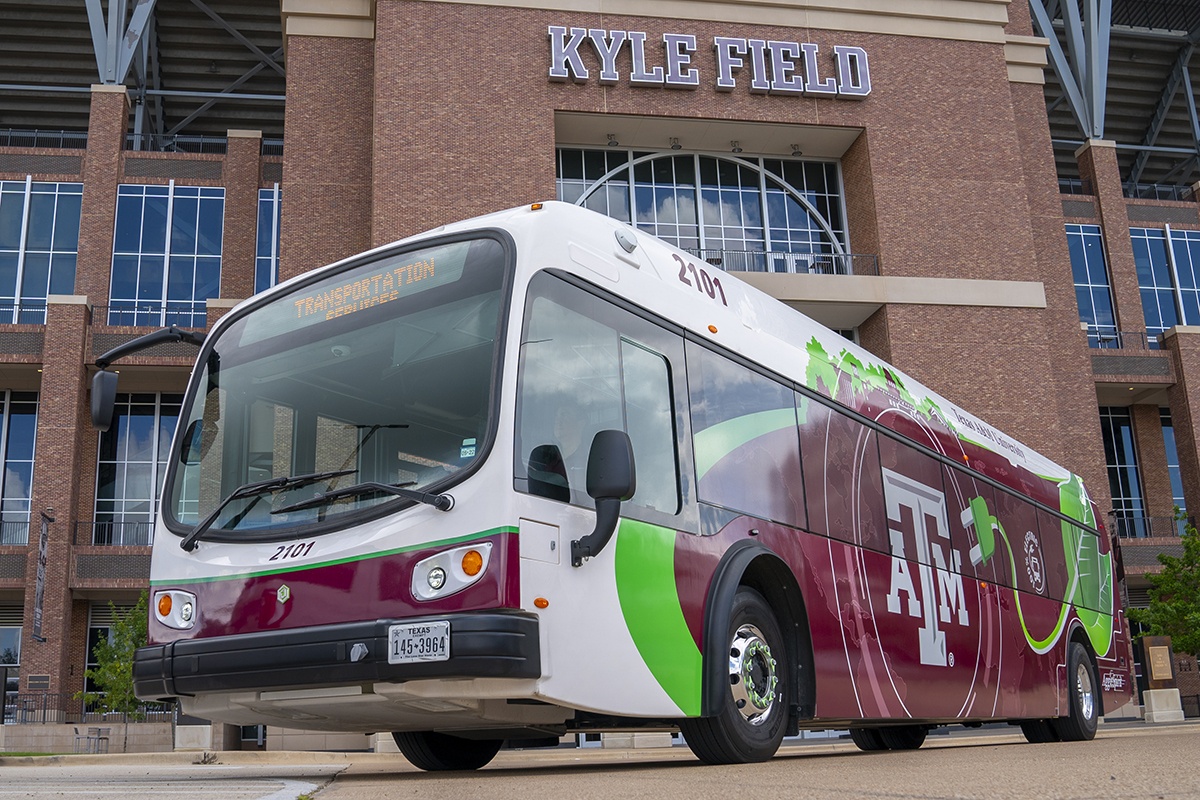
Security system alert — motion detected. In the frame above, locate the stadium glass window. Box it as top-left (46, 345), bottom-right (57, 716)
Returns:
top-left (556, 148), bottom-right (849, 273)
top-left (109, 184), bottom-right (223, 327)
top-left (1066, 224), bottom-right (1117, 347)
top-left (1161, 408), bottom-right (1187, 534)
top-left (84, 601), bottom-right (136, 696)
top-left (0, 603), bottom-right (20, 718)
top-left (0, 179), bottom-right (82, 323)
top-left (1130, 227), bottom-right (1200, 348)
top-left (255, 185), bottom-right (281, 294)
top-left (92, 393), bottom-right (182, 546)
top-left (0, 392), bottom-right (37, 546)
top-left (1100, 406), bottom-right (1147, 538)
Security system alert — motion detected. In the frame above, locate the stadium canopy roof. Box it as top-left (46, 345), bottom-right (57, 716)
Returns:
top-left (0, 0), bottom-right (1198, 190)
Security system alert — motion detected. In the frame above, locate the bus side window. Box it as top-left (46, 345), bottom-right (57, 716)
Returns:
top-left (941, 467), bottom-right (1003, 587)
top-left (514, 273), bottom-right (683, 518)
top-left (686, 342), bottom-right (803, 530)
top-left (878, 435), bottom-right (952, 570)
top-left (992, 489), bottom-right (1039, 592)
top-left (797, 396), bottom-right (887, 553)
top-left (1034, 509), bottom-right (1070, 601)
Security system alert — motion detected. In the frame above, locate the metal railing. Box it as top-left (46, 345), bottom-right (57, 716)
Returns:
top-left (1087, 328), bottom-right (1159, 350)
top-left (1123, 182), bottom-right (1194, 202)
top-left (261, 138), bottom-right (284, 157)
top-left (94, 303), bottom-right (208, 329)
top-left (125, 133), bottom-right (228, 154)
top-left (75, 521), bottom-right (154, 547)
top-left (3, 692), bottom-right (174, 725)
top-left (0, 128), bottom-right (88, 149)
top-left (685, 249), bottom-right (879, 276)
top-left (1110, 515), bottom-right (1188, 539)
top-left (0, 302), bottom-right (48, 324)
top-left (1059, 177), bottom-right (1094, 196)
top-left (0, 520), bottom-right (29, 546)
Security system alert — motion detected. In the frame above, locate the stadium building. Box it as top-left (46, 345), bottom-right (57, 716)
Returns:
top-left (1, 0), bottom-right (1199, 741)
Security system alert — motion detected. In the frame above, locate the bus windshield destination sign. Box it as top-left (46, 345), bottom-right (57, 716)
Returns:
top-left (239, 240), bottom-right (472, 345)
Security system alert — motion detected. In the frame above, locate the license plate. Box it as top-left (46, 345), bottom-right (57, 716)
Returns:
top-left (388, 621), bottom-right (450, 664)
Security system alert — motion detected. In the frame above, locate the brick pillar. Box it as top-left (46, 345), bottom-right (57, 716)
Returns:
top-left (21, 297), bottom-right (90, 695)
top-left (1075, 140), bottom-right (1144, 336)
top-left (221, 130), bottom-right (263, 303)
top-left (1162, 326), bottom-right (1200, 521)
top-left (279, 31), bottom-right (374, 280)
top-left (1130, 403), bottom-right (1175, 533)
top-left (76, 85), bottom-right (128, 308)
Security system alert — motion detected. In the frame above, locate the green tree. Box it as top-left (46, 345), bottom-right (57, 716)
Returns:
top-left (1128, 512), bottom-right (1200, 656)
top-left (80, 593), bottom-right (149, 751)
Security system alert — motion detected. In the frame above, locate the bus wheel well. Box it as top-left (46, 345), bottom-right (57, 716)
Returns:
top-left (699, 542), bottom-right (815, 731)
top-left (1067, 626), bottom-right (1104, 718)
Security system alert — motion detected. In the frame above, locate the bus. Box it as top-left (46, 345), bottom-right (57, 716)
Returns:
top-left (96, 201), bottom-right (1136, 770)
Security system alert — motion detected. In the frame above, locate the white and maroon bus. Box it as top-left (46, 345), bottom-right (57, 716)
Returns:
top-left (95, 201), bottom-right (1135, 770)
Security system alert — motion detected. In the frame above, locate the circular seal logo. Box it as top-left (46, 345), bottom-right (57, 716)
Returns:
top-left (1023, 531), bottom-right (1045, 595)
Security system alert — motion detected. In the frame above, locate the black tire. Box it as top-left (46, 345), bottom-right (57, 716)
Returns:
top-left (681, 588), bottom-right (790, 764)
top-left (391, 731), bottom-right (503, 771)
top-left (1051, 641), bottom-right (1099, 742)
top-left (1020, 720), bottom-right (1059, 743)
top-left (849, 728), bottom-right (888, 751)
top-left (879, 725), bottom-right (926, 750)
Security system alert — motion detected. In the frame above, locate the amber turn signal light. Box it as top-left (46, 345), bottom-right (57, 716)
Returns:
top-left (461, 549), bottom-right (484, 577)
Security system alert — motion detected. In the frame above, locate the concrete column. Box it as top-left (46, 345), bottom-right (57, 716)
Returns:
top-left (1075, 140), bottom-right (1145, 337)
top-left (221, 130), bottom-right (264, 302)
top-left (1162, 326), bottom-right (1200, 520)
top-left (76, 86), bottom-right (128, 308)
top-left (21, 296), bottom-right (90, 695)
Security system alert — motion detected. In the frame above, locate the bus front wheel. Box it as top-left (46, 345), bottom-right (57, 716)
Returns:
top-left (391, 731), bottom-right (503, 771)
top-left (681, 587), bottom-right (789, 764)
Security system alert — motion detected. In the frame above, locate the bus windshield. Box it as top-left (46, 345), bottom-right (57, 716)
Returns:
top-left (163, 234), bottom-right (510, 539)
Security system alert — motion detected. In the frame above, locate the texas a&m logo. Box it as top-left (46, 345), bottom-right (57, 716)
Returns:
top-left (882, 469), bottom-right (969, 667)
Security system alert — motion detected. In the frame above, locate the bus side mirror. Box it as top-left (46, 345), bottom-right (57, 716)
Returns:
top-left (572, 430), bottom-right (636, 567)
top-left (91, 370), bottom-right (119, 432)
top-left (586, 429), bottom-right (636, 501)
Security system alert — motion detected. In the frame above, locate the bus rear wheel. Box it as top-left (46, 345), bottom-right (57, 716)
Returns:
top-left (879, 726), bottom-right (926, 750)
top-left (681, 587), bottom-right (789, 764)
top-left (849, 728), bottom-right (888, 751)
top-left (1051, 642), bottom-right (1099, 742)
top-left (391, 731), bottom-right (503, 771)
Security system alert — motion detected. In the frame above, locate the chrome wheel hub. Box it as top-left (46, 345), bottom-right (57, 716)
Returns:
top-left (1076, 662), bottom-right (1094, 721)
top-left (728, 623), bottom-right (778, 726)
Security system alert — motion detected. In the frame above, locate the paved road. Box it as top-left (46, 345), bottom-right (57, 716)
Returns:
top-left (0, 723), bottom-right (1195, 800)
top-left (326, 723), bottom-right (1199, 800)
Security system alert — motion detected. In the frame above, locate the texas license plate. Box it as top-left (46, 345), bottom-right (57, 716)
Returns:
top-left (388, 621), bottom-right (450, 664)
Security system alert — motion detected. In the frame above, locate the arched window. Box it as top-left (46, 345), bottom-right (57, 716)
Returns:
top-left (556, 149), bottom-right (851, 273)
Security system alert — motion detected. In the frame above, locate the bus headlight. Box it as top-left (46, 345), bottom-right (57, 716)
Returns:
top-left (412, 542), bottom-right (493, 601)
top-left (154, 590), bottom-right (197, 630)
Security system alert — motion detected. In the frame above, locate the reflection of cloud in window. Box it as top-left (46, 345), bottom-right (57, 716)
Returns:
top-left (3, 467), bottom-right (27, 502)
top-left (637, 193), bottom-right (696, 226)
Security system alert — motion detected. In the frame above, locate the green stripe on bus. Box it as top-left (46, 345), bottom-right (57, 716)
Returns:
top-left (614, 519), bottom-right (702, 716)
top-left (693, 407), bottom-right (797, 482)
top-left (148, 526), bottom-right (519, 586)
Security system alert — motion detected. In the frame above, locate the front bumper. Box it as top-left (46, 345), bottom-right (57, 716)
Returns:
top-left (134, 611), bottom-right (540, 701)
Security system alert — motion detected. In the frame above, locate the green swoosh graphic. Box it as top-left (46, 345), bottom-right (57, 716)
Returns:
top-left (614, 519), bottom-right (702, 716)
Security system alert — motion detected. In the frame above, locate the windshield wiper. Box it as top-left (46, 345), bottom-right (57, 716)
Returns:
top-left (272, 481), bottom-right (454, 515)
top-left (180, 468), bottom-right (357, 552)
